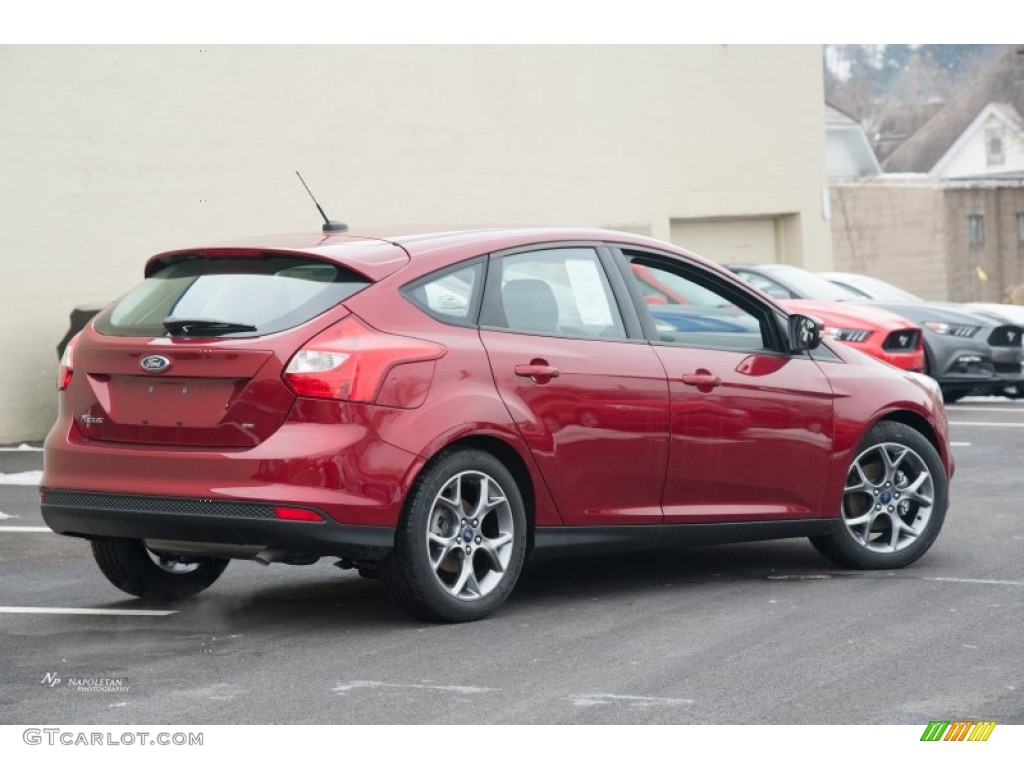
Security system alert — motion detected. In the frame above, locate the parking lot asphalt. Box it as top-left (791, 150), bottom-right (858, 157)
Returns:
top-left (1, 398), bottom-right (1021, 725)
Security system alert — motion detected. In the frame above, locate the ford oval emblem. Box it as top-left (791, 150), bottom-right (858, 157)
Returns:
top-left (140, 354), bottom-right (171, 373)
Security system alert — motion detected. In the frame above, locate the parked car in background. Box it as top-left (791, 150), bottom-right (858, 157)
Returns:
top-left (729, 264), bottom-right (1024, 402)
top-left (821, 271), bottom-right (1024, 399)
top-left (43, 228), bottom-right (953, 622)
top-left (821, 272), bottom-right (1024, 326)
top-left (963, 302), bottom-right (1024, 327)
top-left (775, 300), bottom-right (924, 372)
top-left (818, 272), bottom-right (919, 304)
top-left (57, 303), bottom-right (105, 359)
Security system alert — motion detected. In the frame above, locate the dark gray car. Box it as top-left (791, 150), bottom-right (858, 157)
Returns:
top-left (727, 264), bottom-right (1024, 402)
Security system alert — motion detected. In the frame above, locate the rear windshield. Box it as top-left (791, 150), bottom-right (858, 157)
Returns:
top-left (94, 255), bottom-right (370, 338)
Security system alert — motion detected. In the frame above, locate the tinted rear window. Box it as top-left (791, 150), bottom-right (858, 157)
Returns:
top-left (94, 255), bottom-right (370, 337)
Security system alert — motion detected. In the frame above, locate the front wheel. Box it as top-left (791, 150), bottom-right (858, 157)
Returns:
top-left (810, 421), bottom-right (948, 569)
top-left (91, 538), bottom-right (229, 600)
top-left (381, 449), bottom-right (528, 622)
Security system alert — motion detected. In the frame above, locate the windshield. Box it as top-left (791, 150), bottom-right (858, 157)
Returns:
top-left (840, 274), bottom-right (923, 302)
top-left (765, 266), bottom-right (863, 301)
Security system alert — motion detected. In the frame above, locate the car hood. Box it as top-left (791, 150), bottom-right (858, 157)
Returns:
top-left (779, 299), bottom-right (919, 332)
top-left (965, 302), bottom-right (1024, 325)
top-left (851, 300), bottom-right (997, 329)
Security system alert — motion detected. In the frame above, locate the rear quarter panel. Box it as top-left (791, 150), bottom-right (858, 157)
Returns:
top-left (344, 289), bottom-right (564, 528)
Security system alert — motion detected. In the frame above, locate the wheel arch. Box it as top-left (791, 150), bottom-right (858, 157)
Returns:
top-left (876, 409), bottom-right (947, 469)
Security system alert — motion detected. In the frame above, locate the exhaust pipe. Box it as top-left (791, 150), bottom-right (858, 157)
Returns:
top-left (252, 548), bottom-right (319, 566)
top-left (145, 540), bottom-right (319, 566)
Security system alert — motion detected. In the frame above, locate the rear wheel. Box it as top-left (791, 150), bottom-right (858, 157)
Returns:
top-left (91, 538), bottom-right (229, 600)
top-left (381, 448), bottom-right (527, 622)
top-left (810, 421), bottom-right (947, 569)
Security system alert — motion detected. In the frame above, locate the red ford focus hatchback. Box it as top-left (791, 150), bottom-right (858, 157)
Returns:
top-left (42, 228), bottom-right (953, 621)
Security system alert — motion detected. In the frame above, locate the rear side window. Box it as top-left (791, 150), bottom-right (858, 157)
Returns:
top-left (402, 261), bottom-right (483, 325)
top-left (94, 255), bottom-right (370, 337)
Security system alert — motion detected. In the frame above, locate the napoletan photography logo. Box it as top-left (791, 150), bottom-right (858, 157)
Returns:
top-left (920, 720), bottom-right (997, 742)
top-left (41, 671), bottom-right (130, 694)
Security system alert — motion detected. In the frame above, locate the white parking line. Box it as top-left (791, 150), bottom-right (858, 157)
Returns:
top-left (948, 421), bottom-right (1024, 427)
top-left (568, 693), bottom-right (694, 708)
top-left (946, 406), bottom-right (1024, 413)
top-left (333, 681), bottom-right (495, 695)
top-left (0, 527), bottom-right (51, 533)
top-left (950, 442), bottom-right (972, 447)
top-left (0, 606), bottom-right (177, 616)
top-left (925, 577), bottom-right (1024, 588)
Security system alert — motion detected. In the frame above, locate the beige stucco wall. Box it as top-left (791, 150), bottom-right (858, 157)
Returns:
top-left (830, 179), bottom-right (949, 300)
top-left (0, 45), bottom-right (831, 442)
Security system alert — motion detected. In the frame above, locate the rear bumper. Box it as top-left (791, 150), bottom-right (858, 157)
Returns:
top-left (42, 401), bottom-right (421, 528)
top-left (41, 488), bottom-right (394, 561)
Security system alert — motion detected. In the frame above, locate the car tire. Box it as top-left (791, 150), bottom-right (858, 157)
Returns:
top-left (380, 448), bottom-right (528, 622)
top-left (810, 421), bottom-right (947, 569)
top-left (941, 389), bottom-right (967, 404)
top-left (1001, 383), bottom-right (1024, 399)
top-left (91, 538), bottom-right (229, 600)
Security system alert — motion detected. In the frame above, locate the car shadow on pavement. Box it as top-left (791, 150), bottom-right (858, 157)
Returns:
top-left (514, 539), bottom-right (834, 598)
top-left (106, 539), bottom-right (838, 627)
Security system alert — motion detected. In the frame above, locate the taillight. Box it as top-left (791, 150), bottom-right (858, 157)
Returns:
top-left (283, 316), bottom-right (445, 403)
top-left (58, 333), bottom-right (80, 391)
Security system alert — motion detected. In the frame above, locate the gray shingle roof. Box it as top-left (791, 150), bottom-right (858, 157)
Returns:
top-left (881, 47), bottom-right (1024, 173)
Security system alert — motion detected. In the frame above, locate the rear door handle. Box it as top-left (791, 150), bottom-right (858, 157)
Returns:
top-left (681, 373), bottom-right (722, 389)
top-left (514, 362), bottom-right (561, 382)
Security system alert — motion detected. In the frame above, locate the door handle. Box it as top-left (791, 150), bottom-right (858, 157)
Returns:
top-left (681, 372), bottom-right (722, 389)
top-left (514, 362), bottom-right (561, 382)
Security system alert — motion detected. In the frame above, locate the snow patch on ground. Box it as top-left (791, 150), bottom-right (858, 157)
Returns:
top-left (0, 471), bottom-right (43, 486)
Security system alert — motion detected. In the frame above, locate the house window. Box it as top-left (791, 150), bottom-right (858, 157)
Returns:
top-left (968, 215), bottom-right (984, 247)
top-left (986, 129), bottom-right (1005, 166)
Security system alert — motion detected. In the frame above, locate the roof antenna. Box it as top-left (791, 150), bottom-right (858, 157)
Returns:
top-left (295, 171), bottom-right (349, 233)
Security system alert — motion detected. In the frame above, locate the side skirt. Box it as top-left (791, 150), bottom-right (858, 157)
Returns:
top-left (531, 519), bottom-right (838, 560)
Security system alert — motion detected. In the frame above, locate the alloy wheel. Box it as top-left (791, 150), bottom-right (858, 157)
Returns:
top-left (424, 470), bottom-right (515, 601)
top-left (842, 441), bottom-right (934, 553)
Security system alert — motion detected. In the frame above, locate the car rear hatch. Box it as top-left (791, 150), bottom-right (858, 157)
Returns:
top-left (65, 249), bottom-right (386, 448)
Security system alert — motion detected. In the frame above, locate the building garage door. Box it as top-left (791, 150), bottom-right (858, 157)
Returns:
top-left (670, 216), bottom-right (780, 264)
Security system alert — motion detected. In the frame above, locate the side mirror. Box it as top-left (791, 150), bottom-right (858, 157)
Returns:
top-left (787, 314), bottom-right (822, 352)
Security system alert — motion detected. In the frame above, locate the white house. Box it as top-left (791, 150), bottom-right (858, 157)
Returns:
top-left (930, 102), bottom-right (1024, 178)
top-left (825, 104), bottom-right (881, 180)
